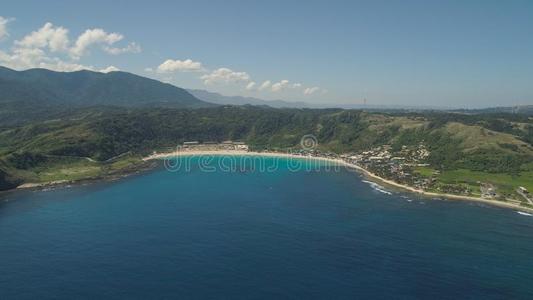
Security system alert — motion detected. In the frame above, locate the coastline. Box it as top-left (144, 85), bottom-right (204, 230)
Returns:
top-left (144, 150), bottom-right (533, 214)
top-left (7, 149), bottom-right (531, 214)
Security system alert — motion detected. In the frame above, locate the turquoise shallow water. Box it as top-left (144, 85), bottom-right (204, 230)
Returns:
top-left (1, 156), bottom-right (533, 299)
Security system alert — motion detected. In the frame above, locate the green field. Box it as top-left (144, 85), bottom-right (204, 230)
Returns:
top-left (441, 169), bottom-right (531, 189)
top-left (413, 166), bottom-right (437, 177)
top-left (10, 155), bottom-right (148, 184)
top-left (441, 169), bottom-right (532, 193)
top-left (415, 165), bottom-right (533, 198)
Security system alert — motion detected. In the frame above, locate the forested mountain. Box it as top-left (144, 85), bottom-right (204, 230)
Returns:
top-left (0, 67), bottom-right (213, 125)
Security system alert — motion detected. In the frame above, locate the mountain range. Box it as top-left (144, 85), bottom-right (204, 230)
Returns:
top-left (450, 106), bottom-right (533, 115)
top-left (0, 66), bottom-right (214, 108)
top-left (187, 89), bottom-right (309, 108)
top-left (1, 66), bottom-right (531, 119)
top-left (0, 66), bottom-right (214, 126)
top-left (188, 88), bottom-right (533, 114)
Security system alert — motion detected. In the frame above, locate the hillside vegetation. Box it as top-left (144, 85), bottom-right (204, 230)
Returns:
top-left (1, 106), bottom-right (532, 194)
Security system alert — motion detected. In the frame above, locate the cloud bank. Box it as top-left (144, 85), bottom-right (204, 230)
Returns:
top-left (0, 17), bottom-right (140, 72)
top-left (157, 59), bottom-right (204, 73)
top-left (152, 58), bottom-right (326, 96)
top-left (0, 16), bottom-right (12, 40)
top-left (201, 68), bottom-right (250, 85)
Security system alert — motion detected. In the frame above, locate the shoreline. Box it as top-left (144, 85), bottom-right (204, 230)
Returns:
top-left (7, 149), bottom-right (532, 214)
top-left (144, 150), bottom-right (533, 213)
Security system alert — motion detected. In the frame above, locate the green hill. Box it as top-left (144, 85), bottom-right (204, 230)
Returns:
top-left (0, 66), bottom-right (214, 126)
top-left (0, 106), bottom-right (531, 174)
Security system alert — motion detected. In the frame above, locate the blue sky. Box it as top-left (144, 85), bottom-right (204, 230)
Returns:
top-left (1, 0), bottom-right (533, 108)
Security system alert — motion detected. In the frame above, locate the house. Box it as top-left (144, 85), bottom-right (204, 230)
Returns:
top-left (183, 141), bottom-right (199, 146)
top-left (236, 144), bottom-right (249, 151)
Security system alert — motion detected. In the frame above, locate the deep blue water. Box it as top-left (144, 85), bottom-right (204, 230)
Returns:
top-left (1, 156), bottom-right (533, 299)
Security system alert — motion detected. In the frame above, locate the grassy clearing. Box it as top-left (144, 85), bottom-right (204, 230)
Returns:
top-left (414, 166), bottom-right (437, 177)
top-left (33, 159), bottom-right (102, 182)
top-left (437, 169), bottom-right (533, 194)
top-left (23, 155), bottom-right (146, 183)
top-left (413, 165), bottom-right (532, 198)
top-left (107, 155), bottom-right (146, 171)
top-left (445, 122), bottom-right (533, 155)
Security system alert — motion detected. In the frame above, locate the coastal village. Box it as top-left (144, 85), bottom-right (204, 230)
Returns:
top-left (173, 140), bottom-right (532, 207)
top-left (181, 140), bottom-right (249, 151)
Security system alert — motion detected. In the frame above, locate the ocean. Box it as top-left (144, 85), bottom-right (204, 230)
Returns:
top-left (1, 156), bottom-right (532, 299)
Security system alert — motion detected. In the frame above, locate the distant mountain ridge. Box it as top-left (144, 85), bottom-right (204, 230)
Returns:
top-left (0, 66), bottom-right (213, 109)
top-left (188, 89), bottom-right (533, 114)
top-left (0, 66), bottom-right (214, 126)
top-left (187, 89), bottom-right (309, 108)
top-left (449, 105), bottom-right (533, 115)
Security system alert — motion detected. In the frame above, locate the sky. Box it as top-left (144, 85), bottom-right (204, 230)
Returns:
top-left (1, 0), bottom-right (533, 108)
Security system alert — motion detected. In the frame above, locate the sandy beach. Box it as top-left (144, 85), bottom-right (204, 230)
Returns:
top-left (144, 150), bottom-right (533, 213)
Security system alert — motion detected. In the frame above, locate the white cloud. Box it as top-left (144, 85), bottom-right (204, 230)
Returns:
top-left (103, 42), bottom-right (141, 55)
top-left (0, 21), bottom-right (139, 72)
top-left (271, 80), bottom-right (304, 92)
top-left (157, 59), bottom-right (204, 73)
top-left (304, 86), bottom-right (325, 95)
top-left (15, 22), bottom-right (69, 52)
top-left (11, 47), bottom-right (46, 66)
top-left (161, 76), bottom-right (173, 84)
top-left (0, 50), bottom-right (93, 72)
top-left (39, 59), bottom-right (93, 72)
top-left (0, 16), bottom-right (13, 40)
top-left (149, 59), bottom-right (324, 97)
top-left (100, 65), bottom-right (120, 73)
top-left (70, 28), bottom-right (123, 58)
top-left (0, 50), bottom-right (9, 61)
top-left (246, 81), bottom-right (256, 90)
top-left (271, 80), bottom-right (290, 92)
top-left (13, 23), bottom-right (137, 58)
top-left (258, 80), bottom-right (271, 91)
top-left (201, 67), bottom-right (250, 85)
top-left (0, 46), bottom-right (93, 71)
